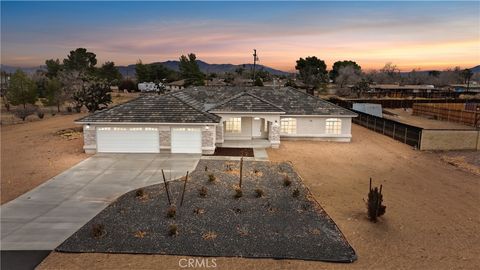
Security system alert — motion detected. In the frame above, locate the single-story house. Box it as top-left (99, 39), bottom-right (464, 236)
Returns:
top-left (76, 86), bottom-right (357, 154)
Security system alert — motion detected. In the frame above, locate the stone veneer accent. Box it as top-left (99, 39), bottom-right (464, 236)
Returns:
top-left (83, 125), bottom-right (97, 154)
top-left (202, 127), bottom-right (215, 148)
top-left (268, 122), bottom-right (280, 148)
top-left (215, 124), bottom-right (224, 143)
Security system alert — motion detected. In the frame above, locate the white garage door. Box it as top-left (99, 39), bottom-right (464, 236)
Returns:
top-left (171, 128), bottom-right (202, 153)
top-left (96, 127), bottom-right (159, 153)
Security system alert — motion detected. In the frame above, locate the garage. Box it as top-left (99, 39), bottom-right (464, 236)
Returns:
top-left (171, 128), bottom-right (202, 153)
top-left (96, 127), bottom-right (159, 153)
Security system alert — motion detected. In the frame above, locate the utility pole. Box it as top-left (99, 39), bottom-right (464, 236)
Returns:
top-left (252, 49), bottom-right (258, 82)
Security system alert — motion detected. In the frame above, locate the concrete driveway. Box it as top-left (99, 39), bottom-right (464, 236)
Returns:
top-left (1, 153), bottom-right (200, 250)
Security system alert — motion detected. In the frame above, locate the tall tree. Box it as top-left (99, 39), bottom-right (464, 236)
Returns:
top-left (73, 78), bottom-right (112, 112)
top-left (45, 59), bottom-right (62, 78)
top-left (63, 48), bottom-right (97, 74)
top-left (97, 61), bottom-right (122, 85)
top-left (6, 70), bottom-right (37, 109)
top-left (44, 77), bottom-right (63, 112)
top-left (135, 60), bottom-right (151, 83)
top-left (179, 53), bottom-right (205, 86)
top-left (330, 60), bottom-right (361, 82)
top-left (295, 56), bottom-right (328, 88)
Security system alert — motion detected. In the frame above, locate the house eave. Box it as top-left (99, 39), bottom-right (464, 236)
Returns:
top-left (75, 121), bottom-right (219, 125)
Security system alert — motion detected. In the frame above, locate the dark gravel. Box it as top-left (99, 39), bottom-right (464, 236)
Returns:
top-left (57, 160), bottom-right (357, 262)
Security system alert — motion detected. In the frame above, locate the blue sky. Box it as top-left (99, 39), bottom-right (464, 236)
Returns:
top-left (2, 1), bottom-right (479, 71)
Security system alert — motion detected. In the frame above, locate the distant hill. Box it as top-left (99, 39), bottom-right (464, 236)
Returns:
top-left (116, 60), bottom-right (291, 77)
top-left (469, 65), bottom-right (480, 73)
top-left (0, 64), bottom-right (45, 74)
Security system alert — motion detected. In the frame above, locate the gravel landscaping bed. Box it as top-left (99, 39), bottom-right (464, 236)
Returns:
top-left (57, 160), bottom-right (356, 262)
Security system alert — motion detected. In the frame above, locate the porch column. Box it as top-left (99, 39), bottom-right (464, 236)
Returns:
top-left (216, 123), bottom-right (224, 144)
top-left (268, 121), bottom-right (280, 148)
top-left (83, 125), bottom-right (97, 154)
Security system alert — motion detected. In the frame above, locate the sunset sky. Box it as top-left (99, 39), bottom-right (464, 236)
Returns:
top-left (1, 1), bottom-right (479, 72)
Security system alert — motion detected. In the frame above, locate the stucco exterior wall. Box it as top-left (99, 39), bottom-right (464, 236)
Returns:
top-left (280, 116), bottom-right (352, 142)
top-left (223, 116), bottom-right (253, 140)
top-left (420, 130), bottom-right (480, 151)
top-left (202, 126), bottom-right (215, 154)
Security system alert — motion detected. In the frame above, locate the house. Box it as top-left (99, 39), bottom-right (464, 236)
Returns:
top-left (76, 86), bottom-right (357, 154)
top-left (165, 79), bottom-right (185, 91)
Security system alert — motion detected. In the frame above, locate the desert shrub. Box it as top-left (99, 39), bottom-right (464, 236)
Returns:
top-left (202, 231), bottom-right (217, 240)
top-left (283, 175), bottom-right (292, 187)
top-left (208, 173), bottom-right (216, 182)
top-left (167, 205), bottom-right (176, 218)
top-left (36, 110), bottom-right (44, 119)
top-left (194, 207), bottom-right (205, 215)
top-left (168, 224), bottom-right (178, 236)
top-left (234, 187), bottom-right (243, 199)
top-left (135, 188), bottom-right (145, 198)
top-left (12, 106), bottom-right (36, 121)
top-left (118, 79), bottom-right (137, 92)
top-left (205, 165), bottom-right (208, 171)
top-left (367, 179), bottom-right (386, 222)
top-left (254, 188), bottom-right (264, 198)
top-left (292, 188), bottom-right (300, 198)
top-left (199, 186), bottom-right (207, 197)
top-left (66, 106), bottom-right (73, 113)
top-left (91, 224), bottom-right (105, 238)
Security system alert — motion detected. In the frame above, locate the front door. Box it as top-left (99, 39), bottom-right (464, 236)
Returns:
top-left (252, 118), bottom-right (262, 138)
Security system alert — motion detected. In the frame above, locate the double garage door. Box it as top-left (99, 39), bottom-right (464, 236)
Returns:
top-left (96, 127), bottom-right (201, 153)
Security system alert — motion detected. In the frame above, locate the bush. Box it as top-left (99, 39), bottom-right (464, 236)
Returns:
top-left (135, 188), bottom-right (145, 198)
top-left (292, 188), bottom-right (300, 198)
top-left (199, 186), bottom-right (207, 197)
top-left (167, 205), bottom-right (176, 218)
top-left (168, 224), bottom-right (178, 236)
top-left (367, 178), bottom-right (386, 222)
top-left (36, 110), bottom-right (44, 119)
top-left (254, 188), bottom-right (264, 198)
top-left (208, 173), bottom-right (216, 182)
top-left (283, 175), bottom-right (292, 187)
top-left (118, 79), bottom-right (137, 92)
top-left (12, 106), bottom-right (36, 121)
top-left (91, 224), bottom-right (105, 238)
top-left (66, 106), bottom-right (73, 113)
top-left (234, 187), bottom-right (243, 199)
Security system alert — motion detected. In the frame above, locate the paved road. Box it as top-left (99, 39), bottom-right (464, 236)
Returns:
top-left (1, 153), bottom-right (200, 250)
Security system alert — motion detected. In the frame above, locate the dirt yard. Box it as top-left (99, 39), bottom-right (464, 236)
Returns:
top-left (38, 125), bottom-right (480, 270)
top-left (1, 114), bottom-right (89, 204)
top-left (384, 108), bottom-right (475, 130)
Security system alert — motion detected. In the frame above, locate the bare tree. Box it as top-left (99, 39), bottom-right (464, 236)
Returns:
top-left (336, 66), bottom-right (362, 88)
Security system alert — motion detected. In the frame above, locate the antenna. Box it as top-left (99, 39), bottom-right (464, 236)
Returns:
top-left (252, 49), bottom-right (259, 82)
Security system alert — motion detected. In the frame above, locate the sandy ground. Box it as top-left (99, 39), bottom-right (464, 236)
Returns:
top-left (1, 114), bottom-right (89, 204)
top-left (38, 125), bottom-right (480, 270)
top-left (383, 108), bottom-right (475, 130)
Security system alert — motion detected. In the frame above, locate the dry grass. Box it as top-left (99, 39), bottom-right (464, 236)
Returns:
top-left (202, 231), bottom-right (217, 241)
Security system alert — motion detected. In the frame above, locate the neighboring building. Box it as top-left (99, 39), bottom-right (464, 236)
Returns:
top-left (447, 84), bottom-right (480, 93)
top-left (359, 84), bottom-right (457, 98)
top-left (76, 86), bottom-right (357, 154)
top-left (165, 79), bottom-right (185, 91)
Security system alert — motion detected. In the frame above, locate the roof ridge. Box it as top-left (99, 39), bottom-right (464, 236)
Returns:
top-left (168, 92), bottom-right (220, 122)
top-left (74, 95), bottom-right (144, 122)
top-left (207, 91), bottom-right (285, 112)
top-left (284, 86), bottom-right (355, 115)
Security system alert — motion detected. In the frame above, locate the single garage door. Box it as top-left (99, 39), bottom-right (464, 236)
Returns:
top-left (96, 127), bottom-right (159, 153)
top-left (171, 128), bottom-right (202, 153)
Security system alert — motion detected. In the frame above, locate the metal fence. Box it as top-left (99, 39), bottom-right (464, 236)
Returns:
top-left (351, 109), bottom-right (423, 148)
top-left (328, 97), bottom-right (480, 109)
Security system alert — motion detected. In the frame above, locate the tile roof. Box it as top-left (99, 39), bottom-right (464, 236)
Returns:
top-left (76, 94), bottom-right (220, 123)
top-left (208, 92), bottom-right (285, 112)
top-left (76, 86), bottom-right (356, 124)
top-left (174, 86), bottom-right (356, 116)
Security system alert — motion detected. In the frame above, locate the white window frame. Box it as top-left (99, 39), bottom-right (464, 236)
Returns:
top-left (281, 118), bottom-right (296, 134)
top-left (225, 117), bottom-right (241, 133)
top-left (326, 118), bottom-right (342, 135)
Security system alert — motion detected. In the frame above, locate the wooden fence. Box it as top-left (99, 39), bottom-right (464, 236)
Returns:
top-left (351, 109), bottom-right (423, 148)
top-left (412, 103), bottom-right (479, 127)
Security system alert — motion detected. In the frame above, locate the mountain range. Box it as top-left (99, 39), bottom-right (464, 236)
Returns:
top-left (0, 60), bottom-right (291, 77)
top-left (2, 63), bottom-right (478, 78)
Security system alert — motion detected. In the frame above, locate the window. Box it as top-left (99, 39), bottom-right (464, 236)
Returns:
top-left (225, 117), bottom-right (241, 133)
top-left (281, 118), bottom-right (296, 134)
top-left (326, 118), bottom-right (342, 135)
